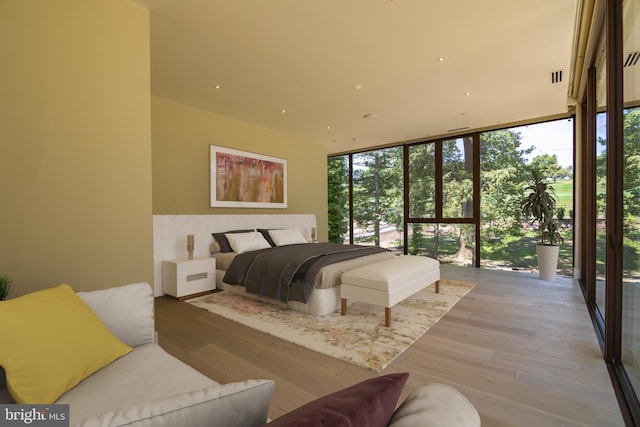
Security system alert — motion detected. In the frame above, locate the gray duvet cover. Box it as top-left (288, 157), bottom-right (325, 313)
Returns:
top-left (222, 242), bottom-right (389, 303)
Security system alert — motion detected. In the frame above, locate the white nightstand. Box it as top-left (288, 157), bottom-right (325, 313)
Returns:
top-left (162, 257), bottom-right (216, 299)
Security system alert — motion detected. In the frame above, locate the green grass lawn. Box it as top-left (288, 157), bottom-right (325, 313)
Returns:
top-left (553, 178), bottom-right (573, 215)
top-left (481, 227), bottom-right (574, 275)
top-left (406, 223), bottom-right (575, 276)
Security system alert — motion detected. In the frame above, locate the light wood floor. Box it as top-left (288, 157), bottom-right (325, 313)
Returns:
top-left (154, 265), bottom-right (625, 426)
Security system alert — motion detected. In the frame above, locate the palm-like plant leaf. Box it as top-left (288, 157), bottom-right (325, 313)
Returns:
top-left (0, 275), bottom-right (13, 301)
top-left (520, 169), bottom-right (562, 245)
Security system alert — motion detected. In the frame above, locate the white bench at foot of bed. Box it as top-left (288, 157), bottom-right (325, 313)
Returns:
top-left (340, 255), bottom-right (440, 327)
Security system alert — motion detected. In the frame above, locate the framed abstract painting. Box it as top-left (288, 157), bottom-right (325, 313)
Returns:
top-left (210, 145), bottom-right (287, 208)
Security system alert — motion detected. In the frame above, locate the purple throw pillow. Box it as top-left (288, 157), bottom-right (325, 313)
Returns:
top-left (267, 372), bottom-right (409, 427)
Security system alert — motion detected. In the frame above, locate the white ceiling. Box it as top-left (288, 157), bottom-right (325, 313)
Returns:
top-left (135, 0), bottom-right (579, 154)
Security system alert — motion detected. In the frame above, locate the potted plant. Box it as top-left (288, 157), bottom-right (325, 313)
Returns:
top-left (521, 169), bottom-right (563, 281)
top-left (0, 274), bottom-right (13, 301)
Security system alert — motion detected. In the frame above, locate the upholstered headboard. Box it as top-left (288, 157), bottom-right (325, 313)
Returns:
top-left (152, 214), bottom-right (317, 296)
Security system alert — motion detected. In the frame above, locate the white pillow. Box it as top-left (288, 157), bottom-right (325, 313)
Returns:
top-left (225, 231), bottom-right (271, 254)
top-left (268, 229), bottom-right (308, 246)
top-left (77, 282), bottom-right (155, 348)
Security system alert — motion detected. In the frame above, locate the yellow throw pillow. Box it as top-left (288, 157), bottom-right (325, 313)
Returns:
top-left (0, 284), bottom-right (132, 404)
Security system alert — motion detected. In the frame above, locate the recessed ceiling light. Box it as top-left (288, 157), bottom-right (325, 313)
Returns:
top-left (326, 125), bottom-right (331, 130)
top-left (280, 109), bottom-right (286, 114)
top-left (214, 84), bottom-right (221, 89)
top-left (465, 91), bottom-right (471, 96)
top-left (352, 84), bottom-right (362, 90)
top-left (436, 56), bottom-right (445, 62)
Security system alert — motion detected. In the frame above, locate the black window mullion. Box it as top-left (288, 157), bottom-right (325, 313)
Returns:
top-left (348, 154), bottom-right (354, 245)
top-left (604, 0), bottom-right (624, 365)
top-left (403, 145), bottom-right (409, 254)
top-left (473, 133), bottom-right (481, 267)
top-left (435, 140), bottom-right (443, 219)
top-left (584, 66), bottom-right (598, 308)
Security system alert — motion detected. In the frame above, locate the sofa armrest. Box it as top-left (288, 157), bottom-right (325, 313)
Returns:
top-left (77, 282), bottom-right (155, 348)
top-left (387, 383), bottom-right (480, 427)
top-left (76, 379), bottom-right (274, 427)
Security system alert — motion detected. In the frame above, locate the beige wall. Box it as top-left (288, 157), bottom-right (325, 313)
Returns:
top-left (0, 0), bottom-right (154, 296)
top-left (151, 97), bottom-right (329, 240)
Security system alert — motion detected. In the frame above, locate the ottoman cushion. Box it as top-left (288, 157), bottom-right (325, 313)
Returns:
top-left (342, 256), bottom-right (440, 291)
top-left (340, 255), bottom-right (440, 326)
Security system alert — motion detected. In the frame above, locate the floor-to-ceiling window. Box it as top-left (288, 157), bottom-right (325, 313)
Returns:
top-left (405, 136), bottom-right (478, 265)
top-left (596, 110), bottom-right (608, 319)
top-left (580, 0), bottom-right (640, 423)
top-left (593, 19), bottom-right (608, 323)
top-left (327, 155), bottom-right (350, 244)
top-left (405, 142), bottom-right (437, 257)
top-left (622, 105), bottom-right (640, 405)
top-left (352, 147), bottom-right (404, 252)
top-left (328, 120), bottom-right (575, 271)
top-left (479, 120), bottom-right (574, 274)
top-left (621, 0), bottom-right (640, 410)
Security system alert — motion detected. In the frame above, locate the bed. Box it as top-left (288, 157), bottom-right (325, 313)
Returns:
top-left (212, 235), bottom-right (394, 316)
top-left (152, 214), bottom-right (394, 316)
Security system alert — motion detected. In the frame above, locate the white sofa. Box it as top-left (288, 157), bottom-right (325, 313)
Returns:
top-left (0, 282), bottom-right (480, 427)
top-left (0, 282), bottom-right (274, 427)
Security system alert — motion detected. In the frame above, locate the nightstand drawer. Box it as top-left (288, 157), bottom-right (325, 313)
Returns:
top-left (162, 257), bottom-right (216, 299)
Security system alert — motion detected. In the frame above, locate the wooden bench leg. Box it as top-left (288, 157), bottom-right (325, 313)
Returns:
top-left (435, 280), bottom-right (440, 293)
top-left (385, 307), bottom-right (391, 327)
top-left (341, 298), bottom-right (347, 315)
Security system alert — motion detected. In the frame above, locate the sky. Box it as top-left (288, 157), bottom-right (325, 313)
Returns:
top-left (512, 119), bottom-right (575, 167)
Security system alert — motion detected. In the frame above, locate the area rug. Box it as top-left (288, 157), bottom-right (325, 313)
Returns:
top-left (186, 280), bottom-right (475, 372)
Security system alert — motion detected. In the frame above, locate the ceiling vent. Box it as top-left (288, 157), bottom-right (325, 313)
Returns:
top-left (551, 70), bottom-right (563, 84)
top-left (624, 52), bottom-right (640, 68)
top-left (447, 126), bottom-right (469, 133)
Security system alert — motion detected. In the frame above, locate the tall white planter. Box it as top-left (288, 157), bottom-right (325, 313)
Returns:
top-left (536, 244), bottom-right (559, 281)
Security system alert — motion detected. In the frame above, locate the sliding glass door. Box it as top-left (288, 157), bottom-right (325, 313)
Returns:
top-left (621, 0), bottom-right (640, 404)
top-left (580, 0), bottom-right (640, 422)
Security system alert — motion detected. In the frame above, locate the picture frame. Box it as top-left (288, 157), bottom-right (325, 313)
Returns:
top-left (210, 145), bottom-right (288, 208)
